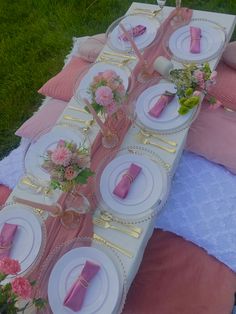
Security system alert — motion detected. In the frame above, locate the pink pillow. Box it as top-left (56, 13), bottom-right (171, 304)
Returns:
top-left (38, 56), bottom-right (90, 102)
top-left (185, 104), bottom-right (236, 174)
top-left (15, 99), bottom-right (68, 139)
top-left (222, 41), bottom-right (236, 70)
top-left (209, 61), bottom-right (236, 111)
top-left (78, 33), bottom-right (106, 62)
top-left (0, 185), bottom-right (12, 205)
top-left (123, 229), bottom-right (236, 314)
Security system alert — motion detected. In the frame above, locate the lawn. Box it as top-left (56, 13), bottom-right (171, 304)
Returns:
top-left (1, 0), bottom-right (236, 159)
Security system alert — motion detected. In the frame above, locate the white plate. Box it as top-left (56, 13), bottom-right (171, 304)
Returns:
top-left (48, 247), bottom-right (120, 314)
top-left (24, 125), bottom-right (84, 182)
top-left (76, 62), bottom-right (130, 104)
top-left (0, 206), bottom-right (42, 276)
top-left (135, 82), bottom-right (194, 132)
top-left (100, 154), bottom-right (165, 215)
top-left (168, 22), bottom-right (225, 62)
top-left (108, 15), bottom-right (159, 52)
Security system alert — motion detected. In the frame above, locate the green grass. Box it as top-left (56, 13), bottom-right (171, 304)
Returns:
top-left (0, 0), bottom-right (236, 159)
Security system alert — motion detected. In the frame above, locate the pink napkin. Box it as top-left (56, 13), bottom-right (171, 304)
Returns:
top-left (63, 260), bottom-right (100, 311)
top-left (148, 94), bottom-right (175, 118)
top-left (190, 26), bottom-right (201, 53)
top-left (0, 223), bottom-right (18, 258)
top-left (113, 163), bottom-right (142, 199)
top-left (119, 25), bottom-right (146, 41)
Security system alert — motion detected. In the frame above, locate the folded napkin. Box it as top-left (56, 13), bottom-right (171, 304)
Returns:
top-left (148, 94), bottom-right (175, 118)
top-left (190, 26), bottom-right (201, 54)
top-left (0, 223), bottom-right (18, 258)
top-left (63, 260), bottom-right (100, 311)
top-left (119, 25), bottom-right (146, 41)
top-left (113, 163), bottom-right (142, 199)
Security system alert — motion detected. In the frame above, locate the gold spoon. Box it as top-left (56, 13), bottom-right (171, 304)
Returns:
top-left (63, 115), bottom-right (94, 127)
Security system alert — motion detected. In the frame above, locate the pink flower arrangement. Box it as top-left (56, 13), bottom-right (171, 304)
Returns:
top-left (42, 140), bottom-right (93, 192)
top-left (0, 257), bottom-right (45, 313)
top-left (51, 146), bottom-right (72, 166)
top-left (88, 70), bottom-right (126, 116)
top-left (169, 63), bottom-right (221, 115)
top-left (11, 277), bottom-right (32, 299)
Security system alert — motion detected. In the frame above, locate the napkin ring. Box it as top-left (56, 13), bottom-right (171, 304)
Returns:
top-left (0, 243), bottom-right (12, 252)
top-left (123, 173), bottom-right (134, 183)
top-left (79, 276), bottom-right (89, 288)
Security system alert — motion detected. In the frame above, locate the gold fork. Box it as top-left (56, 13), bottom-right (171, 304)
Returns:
top-left (99, 211), bottom-right (142, 235)
top-left (68, 105), bottom-right (89, 114)
top-left (63, 115), bottom-right (94, 127)
top-left (102, 50), bottom-right (136, 60)
top-left (93, 217), bottom-right (140, 238)
top-left (136, 132), bottom-right (176, 153)
top-left (139, 129), bottom-right (177, 147)
top-left (20, 177), bottom-right (52, 196)
top-left (93, 233), bottom-right (134, 258)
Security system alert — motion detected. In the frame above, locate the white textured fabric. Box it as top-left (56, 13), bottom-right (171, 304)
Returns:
top-left (156, 151), bottom-right (236, 272)
top-left (0, 139), bottom-right (30, 189)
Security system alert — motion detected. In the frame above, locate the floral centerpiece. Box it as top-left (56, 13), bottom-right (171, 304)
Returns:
top-left (42, 140), bottom-right (93, 192)
top-left (87, 70), bottom-right (126, 116)
top-left (169, 63), bottom-right (219, 115)
top-left (0, 257), bottom-right (46, 313)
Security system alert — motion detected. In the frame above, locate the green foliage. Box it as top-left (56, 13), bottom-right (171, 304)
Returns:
top-left (1, 0), bottom-right (236, 158)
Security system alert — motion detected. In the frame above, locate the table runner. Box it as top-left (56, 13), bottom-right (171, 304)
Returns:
top-left (28, 7), bottom-right (193, 283)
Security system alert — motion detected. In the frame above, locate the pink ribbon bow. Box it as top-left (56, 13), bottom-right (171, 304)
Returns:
top-left (0, 223), bottom-right (18, 258)
top-left (113, 163), bottom-right (142, 199)
top-left (148, 94), bottom-right (175, 118)
top-left (63, 260), bottom-right (100, 311)
top-left (190, 26), bottom-right (201, 54)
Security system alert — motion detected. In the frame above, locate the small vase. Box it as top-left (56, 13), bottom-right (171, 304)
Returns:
top-left (60, 188), bottom-right (91, 229)
top-left (101, 127), bottom-right (119, 149)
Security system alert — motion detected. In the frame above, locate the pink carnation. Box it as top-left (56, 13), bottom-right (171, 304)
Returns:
top-left (51, 146), bottom-right (72, 166)
top-left (11, 277), bottom-right (32, 299)
top-left (0, 257), bottom-right (20, 275)
top-left (64, 166), bottom-right (77, 180)
top-left (95, 86), bottom-right (113, 106)
top-left (194, 70), bottom-right (204, 82)
top-left (102, 70), bottom-right (117, 81)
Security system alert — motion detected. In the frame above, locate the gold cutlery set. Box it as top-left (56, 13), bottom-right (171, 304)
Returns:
top-left (97, 50), bottom-right (136, 67)
top-left (93, 211), bottom-right (143, 258)
top-left (132, 7), bottom-right (162, 17)
top-left (135, 129), bottom-right (177, 154)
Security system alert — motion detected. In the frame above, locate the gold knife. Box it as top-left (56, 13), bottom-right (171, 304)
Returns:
top-left (93, 233), bottom-right (134, 258)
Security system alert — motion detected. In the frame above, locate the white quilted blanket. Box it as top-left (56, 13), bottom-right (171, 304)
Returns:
top-left (156, 151), bottom-right (236, 272)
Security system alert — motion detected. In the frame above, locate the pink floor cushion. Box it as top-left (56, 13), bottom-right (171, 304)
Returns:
top-left (222, 41), bottom-right (236, 70)
top-left (0, 185), bottom-right (12, 206)
top-left (15, 99), bottom-right (68, 140)
top-left (185, 104), bottom-right (236, 174)
top-left (78, 33), bottom-right (106, 62)
top-left (38, 56), bottom-right (90, 102)
top-left (208, 61), bottom-right (236, 111)
top-left (122, 229), bottom-right (236, 314)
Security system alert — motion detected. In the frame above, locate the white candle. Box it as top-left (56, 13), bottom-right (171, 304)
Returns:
top-left (153, 56), bottom-right (174, 78)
